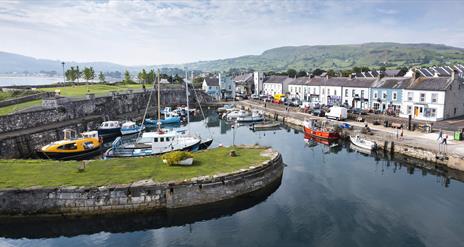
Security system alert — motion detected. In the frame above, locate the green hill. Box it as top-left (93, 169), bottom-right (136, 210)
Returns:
top-left (184, 42), bottom-right (464, 72)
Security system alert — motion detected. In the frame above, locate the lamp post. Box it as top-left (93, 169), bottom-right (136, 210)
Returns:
top-left (61, 62), bottom-right (65, 84)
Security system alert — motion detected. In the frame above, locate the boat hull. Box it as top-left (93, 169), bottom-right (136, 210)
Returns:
top-left (36, 147), bottom-right (102, 160)
top-left (303, 126), bottom-right (340, 140)
top-left (198, 138), bottom-right (213, 150)
top-left (104, 140), bottom-right (201, 158)
top-left (98, 128), bottom-right (121, 138)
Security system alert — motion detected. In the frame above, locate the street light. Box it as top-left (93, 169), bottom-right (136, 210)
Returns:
top-left (61, 62), bottom-right (65, 84)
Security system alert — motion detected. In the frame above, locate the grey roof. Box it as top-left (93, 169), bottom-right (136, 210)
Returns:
top-left (383, 70), bottom-right (400, 77)
top-left (407, 77), bottom-right (452, 91)
top-left (204, 77), bottom-right (219, 86)
top-left (233, 73), bottom-right (253, 83)
top-left (371, 77), bottom-right (412, 89)
top-left (289, 77), bottom-right (310, 85)
top-left (323, 77), bottom-right (376, 87)
top-left (263, 75), bottom-right (290, 84)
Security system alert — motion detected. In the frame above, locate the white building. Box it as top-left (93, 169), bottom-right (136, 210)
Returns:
top-left (400, 73), bottom-right (464, 121)
top-left (202, 77), bottom-right (220, 100)
top-left (253, 71), bottom-right (265, 95)
top-left (218, 73), bottom-right (235, 99)
top-left (263, 75), bottom-right (294, 96)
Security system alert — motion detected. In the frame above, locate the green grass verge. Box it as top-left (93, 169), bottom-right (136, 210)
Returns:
top-left (0, 99), bottom-right (42, 116)
top-left (0, 147), bottom-right (269, 189)
top-left (38, 84), bottom-right (145, 97)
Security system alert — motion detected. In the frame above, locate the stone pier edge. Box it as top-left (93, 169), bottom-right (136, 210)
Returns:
top-left (0, 148), bottom-right (284, 216)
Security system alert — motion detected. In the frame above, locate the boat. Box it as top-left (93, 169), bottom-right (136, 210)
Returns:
top-left (304, 133), bottom-right (336, 146)
top-left (217, 104), bottom-right (235, 113)
top-left (198, 138), bottom-right (213, 150)
top-left (120, 121), bottom-right (145, 135)
top-left (144, 115), bottom-right (181, 125)
top-left (97, 121), bottom-right (121, 137)
top-left (105, 129), bottom-right (201, 158)
top-left (350, 135), bottom-right (377, 150)
top-left (37, 129), bottom-right (102, 160)
top-left (303, 119), bottom-right (340, 140)
top-left (225, 110), bottom-right (250, 120)
top-left (237, 110), bottom-right (264, 123)
top-left (250, 121), bottom-right (280, 130)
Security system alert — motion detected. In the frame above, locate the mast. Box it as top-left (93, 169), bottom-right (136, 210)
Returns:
top-left (157, 69), bottom-right (161, 132)
top-left (185, 70), bottom-right (190, 125)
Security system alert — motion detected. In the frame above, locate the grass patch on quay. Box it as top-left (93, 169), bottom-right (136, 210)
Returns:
top-left (0, 147), bottom-right (269, 189)
top-left (38, 84), bottom-right (145, 97)
top-left (0, 99), bottom-right (42, 116)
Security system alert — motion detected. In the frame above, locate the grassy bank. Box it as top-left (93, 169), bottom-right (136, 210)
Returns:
top-left (0, 147), bottom-right (269, 189)
top-left (0, 99), bottom-right (42, 116)
top-left (38, 84), bottom-right (146, 97)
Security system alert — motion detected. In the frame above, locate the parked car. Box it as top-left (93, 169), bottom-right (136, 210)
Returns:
top-left (251, 94), bottom-right (260, 100)
top-left (326, 106), bottom-right (348, 121)
top-left (289, 98), bottom-right (302, 107)
top-left (312, 109), bottom-right (325, 117)
top-left (351, 108), bottom-right (368, 115)
top-left (300, 101), bottom-right (311, 109)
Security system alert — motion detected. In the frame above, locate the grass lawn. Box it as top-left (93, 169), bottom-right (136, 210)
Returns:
top-left (0, 90), bottom-right (38, 101)
top-left (0, 147), bottom-right (270, 189)
top-left (0, 99), bottom-right (42, 116)
top-left (38, 84), bottom-right (146, 97)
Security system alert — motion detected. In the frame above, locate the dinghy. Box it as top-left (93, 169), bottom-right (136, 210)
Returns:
top-left (350, 135), bottom-right (377, 150)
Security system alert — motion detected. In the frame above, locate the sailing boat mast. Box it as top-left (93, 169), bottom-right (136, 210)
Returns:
top-left (185, 70), bottom-right (190, 125)
top-left (157, 69), bottom-right (161, 132)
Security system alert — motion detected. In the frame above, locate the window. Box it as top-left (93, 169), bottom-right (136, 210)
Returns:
top-left (392, 92), bottom-right (397, 101)
top-left (352, 89), bottom-right (355, 97)
top-left (154, 138), bottom-right (158, 142)
top-left (431, 93), bottom-right (438, 103)
top-left (327, 89), bottom-right (330, 95)
top-left (345, 89), bottom-right (348, 97)
top-left (361, 90), bottom-right (364, 98)
top-left (373, 91), bottom-right (378, 99)
top-left (382, 91), bottom-right (387, 100)
top-left (420, 93), bottom-right (425, 102)
top-left (58, 143), bottom-right (77, 150)
top-left (407, 106), bottom-right (412, 114)
top-left (408, 92), bottom-right (413, 101)
top-left (322, 89), bottom-right (325, 95)
top-left (313, 88), bottom-right (316, 94)
top-left (431, 108), bottom-right (436, 117)
top-left (334, 90), bottom-right (337, 96)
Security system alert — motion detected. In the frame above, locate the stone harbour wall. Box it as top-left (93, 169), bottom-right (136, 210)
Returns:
top-left (0, 149), bottom-right (283, 216)
top-left (0, 89), bottom-right (213, 133)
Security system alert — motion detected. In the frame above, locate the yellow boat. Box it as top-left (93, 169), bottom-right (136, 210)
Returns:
top-left (37, 129), bottom-right (103, 160)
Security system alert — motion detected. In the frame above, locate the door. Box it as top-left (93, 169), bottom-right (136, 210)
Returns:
top-left (414, 106), bottom-right (419, 117)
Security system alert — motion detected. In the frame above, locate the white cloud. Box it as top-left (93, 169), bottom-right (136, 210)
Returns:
top-left (0, 0), bottom-right (462, 65)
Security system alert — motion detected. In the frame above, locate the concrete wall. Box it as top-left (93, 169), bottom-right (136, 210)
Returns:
top-left (0, 150), bottom-right (283, 216)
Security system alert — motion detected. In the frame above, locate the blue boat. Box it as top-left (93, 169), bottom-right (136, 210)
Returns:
top-left (144, 116), bottom-right (181, 126)
top-left (120, 121), bottom-right (145, 135)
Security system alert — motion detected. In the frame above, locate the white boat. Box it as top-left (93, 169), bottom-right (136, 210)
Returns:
top-left (350, 135), bottom-right (377, 150)
top-left (226, 110), bottom-right (250, 120)
top-left (97, 121), bottom-right (121, 137)
top-left (137, 130), bottom-right (201, 154)
top-left (217, 104), bottom-right (236, 113)
top-left (120, 121), bottom-right (145, 135)
top-left (237, 111), bottom-right (264, 123)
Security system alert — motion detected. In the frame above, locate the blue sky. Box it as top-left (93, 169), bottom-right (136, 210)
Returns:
top-left (0, 0), bottom-right (463, 65)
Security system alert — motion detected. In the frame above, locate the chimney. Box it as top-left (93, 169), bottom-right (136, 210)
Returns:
top-left (411, 68), bottom-right (417, 82)
top-left (451, 69), bottom-right (457, 81)
top-left (350, 73), bottom-right (356, 79)
top-left (310, 74), bottom-right (315, 79)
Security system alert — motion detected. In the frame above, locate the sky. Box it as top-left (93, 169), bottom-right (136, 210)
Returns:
top-left (1, 0), bottom-right (464, 66)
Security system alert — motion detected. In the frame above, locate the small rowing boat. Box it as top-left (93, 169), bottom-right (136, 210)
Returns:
top-left (350, 135), bottom-right (377, 150)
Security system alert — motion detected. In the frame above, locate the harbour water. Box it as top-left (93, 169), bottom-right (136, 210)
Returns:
top-left (0, 76), bottom-right (61, 86)
top-left (1, 112), bottom-right (464, 246)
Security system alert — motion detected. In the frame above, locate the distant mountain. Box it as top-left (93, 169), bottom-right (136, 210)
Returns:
top-left (183, 42), bottom-right (464, 72)
top-left (2, 43), bottom-right (464, 74)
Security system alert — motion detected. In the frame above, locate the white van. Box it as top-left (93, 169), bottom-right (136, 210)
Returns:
top-left (326, 106), bottom-right (348, 121)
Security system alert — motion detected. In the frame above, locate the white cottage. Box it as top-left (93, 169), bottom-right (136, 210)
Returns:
top-left (263, 75), bottom-right (294, 96)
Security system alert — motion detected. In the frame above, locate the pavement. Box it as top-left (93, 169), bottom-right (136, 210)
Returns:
top-left (237, 100), bottom-right (464, 157)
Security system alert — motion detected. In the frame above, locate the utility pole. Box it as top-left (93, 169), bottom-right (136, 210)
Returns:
top-left (61, 62), bottom-right (65, 84)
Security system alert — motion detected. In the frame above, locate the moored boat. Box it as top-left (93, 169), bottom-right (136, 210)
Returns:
top-left (37, 129), bottom-right (103, 160)
top-left (225, 110), bottom-right (250, 120)
top-left (97, 121), bottom-right (121, 137)
top-left (350, 135), bottom-right (377, 150)
top-left (303, 119), bottom-right (340, 140)
top-left (237, 110), bottom-right (264, 123)
top-left (251, 121), bottom-right (280, 130)
top-left (120, 121), bottom-right (145, 135)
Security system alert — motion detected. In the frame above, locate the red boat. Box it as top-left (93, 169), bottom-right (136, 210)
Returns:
top-left (303, 119), bottom-right (340, 140)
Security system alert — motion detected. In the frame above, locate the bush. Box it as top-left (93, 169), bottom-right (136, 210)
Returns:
top-left (161, 151), bottom-right (193, 166)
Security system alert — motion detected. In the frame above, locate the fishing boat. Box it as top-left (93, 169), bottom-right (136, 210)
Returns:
top-left (97, 121), bottom-right (121, 137)
top-left (37, 129), bottom-right (102, 160)
top-left (225, 110), bottom-right (250, 120)
top-left (303, 119), bottom-right (340, 140)
top-left (350, 135), bottom-right (377, 150)
top-left (237, 111), bottom-right (264, 123)
top-left (303, 133), bottom-right (338, 146)
top-left (120, 121), bottom-right (145, 135)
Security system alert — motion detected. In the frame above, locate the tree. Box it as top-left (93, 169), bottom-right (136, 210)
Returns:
top-left (98, 72), bottom-right (105, 83)
top-left (193, 77), bottom-right (204, 88)
top-left (65, 66), bottom-right (79, 82)
top-left (83, 67), bottom-right (95, 83)
top-left (124, 70), bottom-right (131, 83)
top-left (287, 69), bottom-right (297, 78)
top-left (361, 66), bottom-right (370, 72)
top-left (312, 68), bottom-right (325, 76)
top-left (352, 67), bottom-right (361, 73)
top-left (147, 69), bottom-right (155, 84)
top-left (296, 70), bottom-right (307, 77)
top-left (327, 69), bottom-right (336, 77)
top-left (379, 66), bottom-right (386, 72)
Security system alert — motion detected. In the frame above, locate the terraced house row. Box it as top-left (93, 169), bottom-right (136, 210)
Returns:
top-left (262, 65), bottom-right (464, 122)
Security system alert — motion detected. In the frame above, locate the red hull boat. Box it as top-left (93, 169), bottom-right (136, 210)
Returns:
top-left (303, 119), bottom-right (340, 140)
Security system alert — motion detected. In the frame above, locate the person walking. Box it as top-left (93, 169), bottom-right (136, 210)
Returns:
top-left (437, 129), bottom-right (443, 142)
top-left (442, 134), bottom-right (448, 145)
